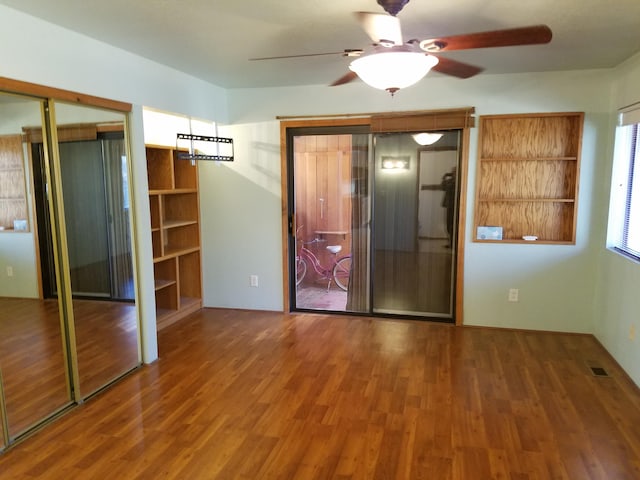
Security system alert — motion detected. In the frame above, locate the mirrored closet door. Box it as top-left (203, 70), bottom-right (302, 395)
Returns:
top-left (51, 102), bottom-right (140, 398)
top-left (0, 93), bottom-right (72, 440)
top-left (0, 90), bottom-right (141, 449)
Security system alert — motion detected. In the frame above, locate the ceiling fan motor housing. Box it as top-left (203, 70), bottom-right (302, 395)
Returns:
top-left (377, 0), bottom-right (410, 16)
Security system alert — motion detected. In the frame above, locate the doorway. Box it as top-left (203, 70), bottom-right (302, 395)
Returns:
top-left (286, 124), bottom-right (464, 322)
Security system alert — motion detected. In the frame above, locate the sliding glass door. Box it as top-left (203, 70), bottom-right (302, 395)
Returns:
top-left (289, 128), bottom-right (370, 313)
top-left (372, 131), bottom-right (460, 318)
top-left (287, 126), bottom-right (460, 321)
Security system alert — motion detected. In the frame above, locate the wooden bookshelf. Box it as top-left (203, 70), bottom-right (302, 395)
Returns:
top-left (146, 145), bottom-right (202, 329)
top-left (474, 112), bottom-right (584, 244)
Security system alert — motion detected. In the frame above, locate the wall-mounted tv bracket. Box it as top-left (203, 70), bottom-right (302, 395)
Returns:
top-left (176, 133), bottom-right (234, 161)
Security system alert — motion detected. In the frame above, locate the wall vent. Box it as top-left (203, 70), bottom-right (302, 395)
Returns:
top-left (590, 366), bottom-right (609, 377)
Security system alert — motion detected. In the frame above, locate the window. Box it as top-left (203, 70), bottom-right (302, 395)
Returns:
top-left (608, 105), bottom-right (640, 261)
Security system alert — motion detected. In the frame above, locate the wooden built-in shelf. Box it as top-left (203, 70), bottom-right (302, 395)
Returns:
top-left (146, 144), bottom-right (202, 330)
top-left (148, 188), bottom-right (198, 195)
top-left (154, 246), bottom-right (201, 262)
top-left (163, 219), bottom-right (198, 229)
top-left (477, 198), bottom-right (575, 203)
top-left (0, 134), bottom-right (29, 232)
top-left (474, 112), bottom-right (584, 244)
top-left (154, 279), bottom-right (177, 291)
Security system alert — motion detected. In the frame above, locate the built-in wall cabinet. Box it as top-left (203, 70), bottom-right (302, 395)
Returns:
top-left (146, 145), bottom-right (202, 330)
top-left (474, 112), bottom-right (584, 244)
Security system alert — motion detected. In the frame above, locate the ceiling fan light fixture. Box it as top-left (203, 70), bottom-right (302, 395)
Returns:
top-left (349, 51), bottom-right (439, 93)
top-left (412, 132), bottom-right (443, 145)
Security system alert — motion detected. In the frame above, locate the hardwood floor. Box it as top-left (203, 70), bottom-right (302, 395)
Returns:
top-left (72, 298), bottom-right (139, 397)
top-left (0, 298), bottom-right (70, 437)
top-left (1, 308), bottom-right (639, 479)
top-left (0, 297), bottom-right (139, 438)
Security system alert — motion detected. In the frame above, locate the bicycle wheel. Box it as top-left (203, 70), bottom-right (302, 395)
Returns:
top-left (333, 256), bottom-right (351, 291)
top-left (295, 256), bottom-right (307, 286)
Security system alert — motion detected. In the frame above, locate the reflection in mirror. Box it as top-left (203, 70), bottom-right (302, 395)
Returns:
top-left (50, 102), bottom-right (140, 397)
top-left (0, 93), bottom-right (72, 440)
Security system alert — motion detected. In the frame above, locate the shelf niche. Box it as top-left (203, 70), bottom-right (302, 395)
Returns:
top-left (474, 112), bottom-right (584, 244)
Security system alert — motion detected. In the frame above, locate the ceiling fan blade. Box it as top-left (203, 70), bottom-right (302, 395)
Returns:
top-left (355, 12), bottom-right (403, 46)
top-left (431, 56), bottom-right (484, 79)
top-left (249, 51), bottom-right (356, 61)
top-left (420, 25), bottom-right (552, 52)
top-left (330, 71), bottom-right (359, 86)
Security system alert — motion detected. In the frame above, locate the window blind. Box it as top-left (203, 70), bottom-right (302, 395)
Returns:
top-left (619, 103), bottom-right (640, 126)
top-left (616, 120), bottom-right (640, 260)
top-left (370, 107), bottom-right (475, 133)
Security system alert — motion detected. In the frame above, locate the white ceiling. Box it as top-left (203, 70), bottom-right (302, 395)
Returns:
top-left (2, 0), bottom-right (640, 89)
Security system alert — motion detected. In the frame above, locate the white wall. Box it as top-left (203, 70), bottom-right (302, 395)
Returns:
top-left (594, 51), bottom-right (640, 387)
top-left (199, 122), bottom-right (284, 310)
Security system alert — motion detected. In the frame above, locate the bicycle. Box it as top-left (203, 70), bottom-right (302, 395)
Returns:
top-left (295, 231), bottom-right (351, 292)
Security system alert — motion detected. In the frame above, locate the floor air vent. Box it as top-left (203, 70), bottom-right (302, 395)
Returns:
top-left (590, 366), bottom-right (609, 377)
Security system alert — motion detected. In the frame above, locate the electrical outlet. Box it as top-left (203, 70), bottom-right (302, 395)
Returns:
top-left (630, 324), bottom-right (636, 341)
top-left (508, 288), bottom-right (519, 302)
top-left (6, 266), bottom-right (13, 277)
top-left (250, 275), bottom-right (259, 287)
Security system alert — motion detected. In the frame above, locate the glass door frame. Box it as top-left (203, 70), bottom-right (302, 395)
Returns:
top-left (280, 114), bottom-right (472, 325)
top-left (286, 123), bottom-right (370, 314)
top-left (371, 130), bottom-right (460, 320)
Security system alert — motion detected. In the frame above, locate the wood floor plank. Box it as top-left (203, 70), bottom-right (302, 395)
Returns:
top-left (1, 308), bottom-right (640, 479)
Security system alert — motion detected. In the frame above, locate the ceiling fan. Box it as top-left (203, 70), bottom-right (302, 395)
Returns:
top-left (251, 0), bottom-right (552, 95)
